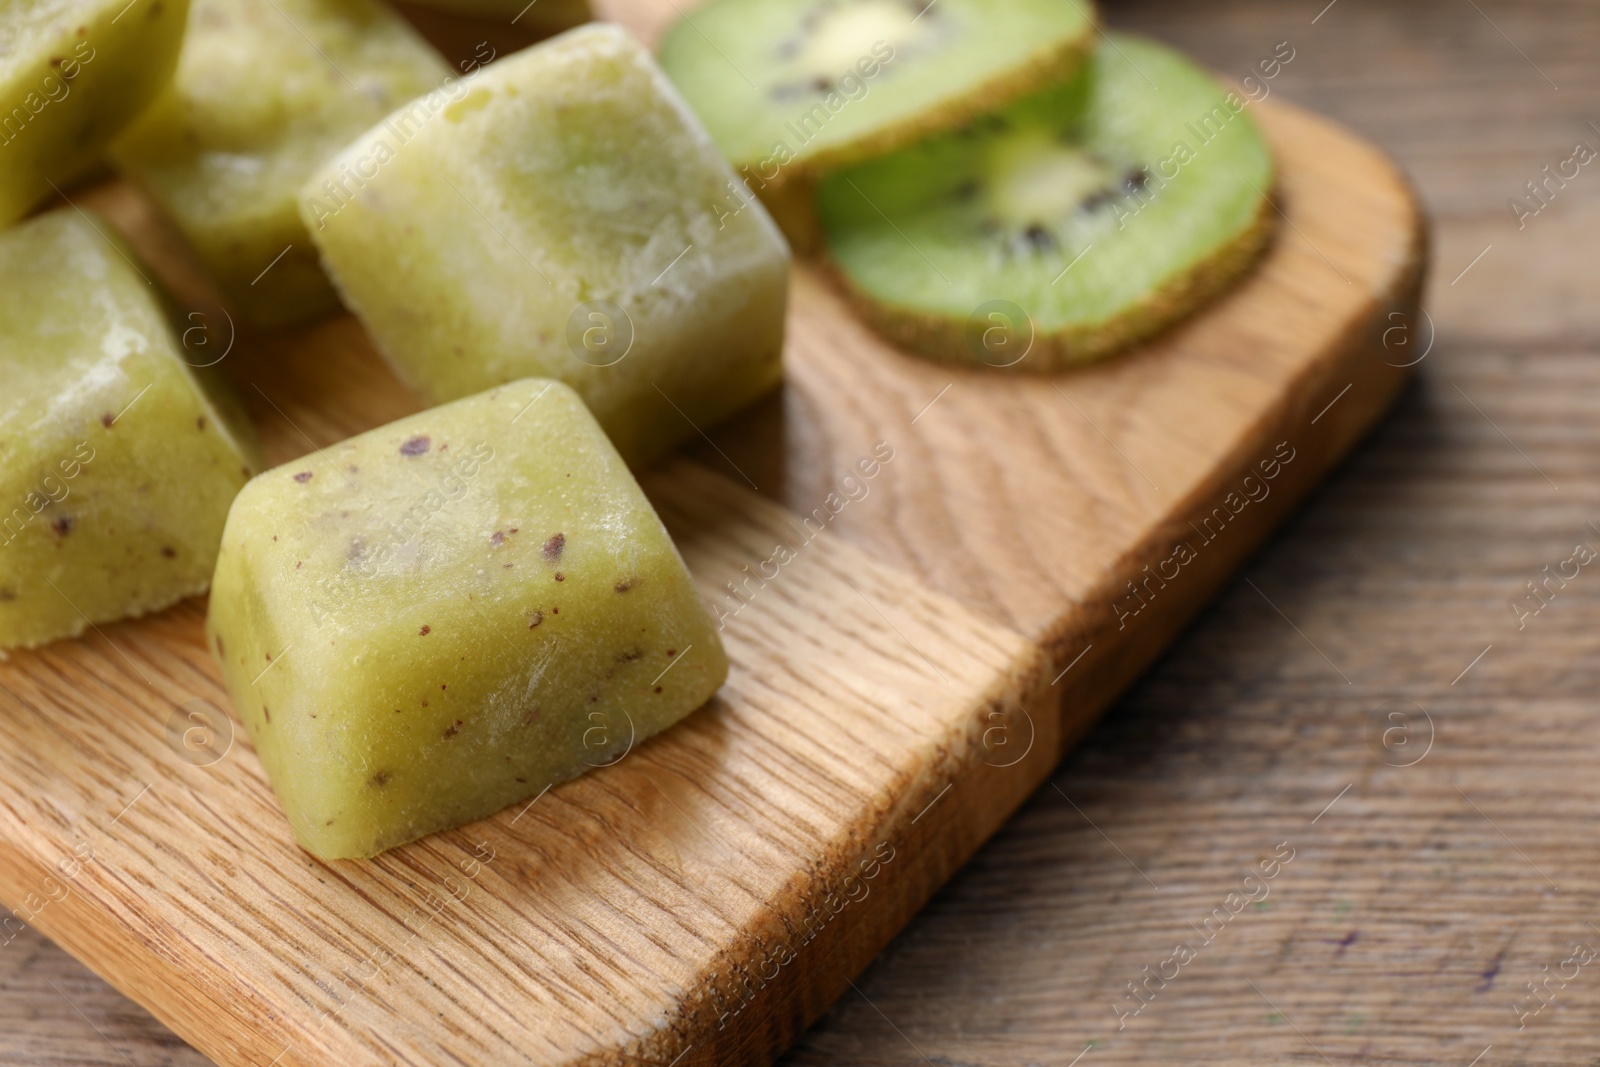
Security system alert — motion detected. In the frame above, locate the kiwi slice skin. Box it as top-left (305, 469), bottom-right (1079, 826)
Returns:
top-left (657, 0), bottom-right (1096, 197)
top-left (816, 32), bottom-right (1278, 371)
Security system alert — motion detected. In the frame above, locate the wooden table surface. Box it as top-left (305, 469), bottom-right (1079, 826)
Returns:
top-left (6, 0), bottom-right (1599, 1064)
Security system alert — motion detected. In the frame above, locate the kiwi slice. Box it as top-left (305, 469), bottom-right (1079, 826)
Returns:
top-left (815, 32), bottom-right (1277, 371)
top-left (657, 0), bottom-right (1096, 199)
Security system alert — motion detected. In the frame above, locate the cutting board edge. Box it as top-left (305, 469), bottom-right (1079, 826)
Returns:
top-left (585, 108), bottom-right (1432, 1067)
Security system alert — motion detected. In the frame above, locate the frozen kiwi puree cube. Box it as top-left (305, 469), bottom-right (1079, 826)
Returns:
top-left (301, 23), bottom-right (790, 467)
top-left (0, 0), bottom-right (189, 225)
top-left (0, 209), bottom-right (261, 650)
top-left (111, 0), bottom-right (450, 329)
top-left (206, 379), bottom-right (728, 859)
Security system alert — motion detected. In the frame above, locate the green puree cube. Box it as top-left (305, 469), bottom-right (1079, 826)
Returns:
top-left (0, 0), bottom-right (188, 226)
top-left (0, 209), bottom-right (261, 650)
top-left (301, 23), bottom-right (790, 467)
top-left (206, 379), bottom-right (729, 859)
top-left (112, 0), bottom-right (449, 329)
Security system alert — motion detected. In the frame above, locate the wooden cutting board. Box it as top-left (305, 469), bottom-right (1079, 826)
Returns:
top-left (0, 18), bottom-right (1424, 1066)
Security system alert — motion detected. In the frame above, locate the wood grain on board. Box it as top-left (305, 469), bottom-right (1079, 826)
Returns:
top-left (0, 7), bottom-right (1423, 1065)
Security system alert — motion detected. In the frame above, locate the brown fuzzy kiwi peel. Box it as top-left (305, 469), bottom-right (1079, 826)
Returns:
top-left (757, 175), bottom-right (823, 256)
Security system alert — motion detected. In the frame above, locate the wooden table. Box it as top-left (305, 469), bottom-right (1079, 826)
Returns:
top-left (6, 0), bottom-right (1597, 1063)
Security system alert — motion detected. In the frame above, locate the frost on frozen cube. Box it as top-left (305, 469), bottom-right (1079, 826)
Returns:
top-left (0, 0), bottom-right (190, 225)
top-left (301, 23), bottom-right (790, 467)
top-left (0, 209), bottom-right (261, 650)
top-left (111, 0), bottom-right (449, 329)
top-left (206, 379), bottom-right (728, 859)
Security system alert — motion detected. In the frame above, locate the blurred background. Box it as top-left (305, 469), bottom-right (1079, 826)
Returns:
top-left (7, 0), bottom-right (1600, 1064)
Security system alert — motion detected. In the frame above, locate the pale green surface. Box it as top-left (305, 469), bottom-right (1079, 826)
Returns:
top-left (301, 23), bottom-right (790, 467)
top-left (817, 34), bottom-right (1275, 334)
top-left (0, 209), bottom-right (261, 649)
top-left (111, 0), bottom-right (448, 329)
top-left (207, 379), bottom-right (728, 859)
top-left (0, 0), bottom-right (189, 224)
top-left (658, 0), bottom-right (1093, 172)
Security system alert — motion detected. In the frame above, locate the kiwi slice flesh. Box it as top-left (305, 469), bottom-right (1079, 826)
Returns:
top-left (657, 0), bottom-right (1095, 194)
top-left (816, 32), bottom-right (1277, 371)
